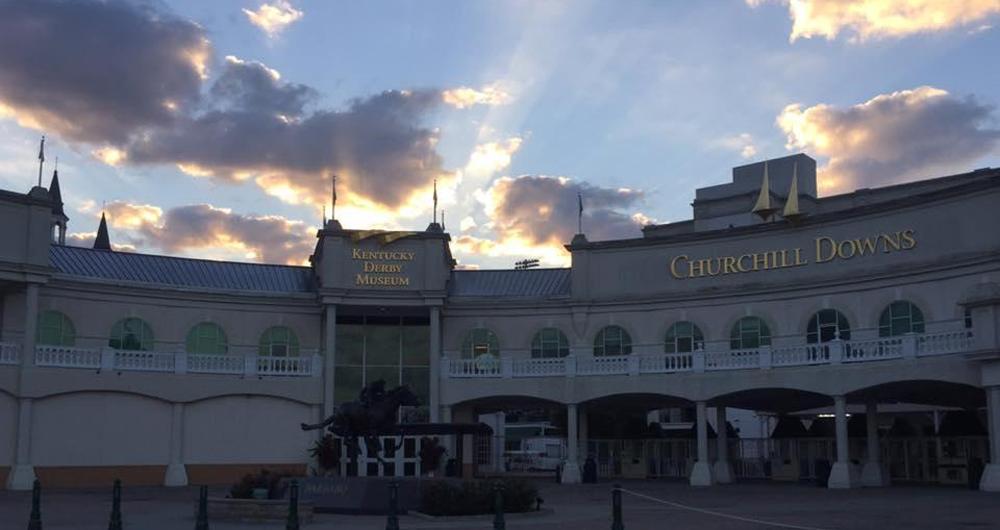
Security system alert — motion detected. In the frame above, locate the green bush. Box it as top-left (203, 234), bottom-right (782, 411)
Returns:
top-left (420, 478), bottom-right (538, 516)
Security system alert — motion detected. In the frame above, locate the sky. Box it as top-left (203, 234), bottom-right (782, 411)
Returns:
top-left (1, 0), bottom-right (999, 269)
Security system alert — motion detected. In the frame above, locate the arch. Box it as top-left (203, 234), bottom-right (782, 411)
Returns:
top-left (452, 394), bottom-right (566, 413)
top-left (37, 310), bottom-right (76, 346)
top-left (185, 322), bottom-right (228, 355)
top-left (845, 380), bottom-right (984, 409)
top-left (460, 327), bottom-right (499, 359)
top-left (806, 309), bottom-right (851, 343)
top-left (108, 317), bottom-right (154, 351)
top-left (878, 300), bottom-right (925, 337)
top-left (531, 327), bottom-right (570, 358)
top-left (729, 316), bottom-right (771, 349)
top-left (593, 325), bottom-right (632, 356)
top-left (664, 321), bottom-right (704, 353)
top-left (708, 388), bottom-right (832, 414)
top-left (258, 326), bottom-right (300, 357)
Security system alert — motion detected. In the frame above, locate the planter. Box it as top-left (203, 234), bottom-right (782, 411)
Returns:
top-left (204, 497), bottom-right (315, 522)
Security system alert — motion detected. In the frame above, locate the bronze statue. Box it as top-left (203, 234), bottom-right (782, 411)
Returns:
top-left (301, 380), bottom-right (420, 467)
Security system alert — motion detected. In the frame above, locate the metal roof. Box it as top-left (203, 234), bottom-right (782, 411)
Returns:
top-left (50, 245), bottom-right (314, 293)
top-left (448, 268), bottom-right (571, 298)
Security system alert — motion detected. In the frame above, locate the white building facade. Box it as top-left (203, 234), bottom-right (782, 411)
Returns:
top-left (2, 154), bottom-right (1000, 491)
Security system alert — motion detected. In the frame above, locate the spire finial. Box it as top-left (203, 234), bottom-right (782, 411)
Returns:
top-left (577, 192), bottom-right (584, 234)
top-left (441, 209), bottom-right (445, 231)
top-left (752, 160), bottom-right (777, 221)
top-left (331, 174), bottom-right (337, 221)
top-left (432, 178), bottom-right (438, 225)
top-left (37, 135), bottom-right (45, 187)
top-left (782, 162), bottom-right (802, 221)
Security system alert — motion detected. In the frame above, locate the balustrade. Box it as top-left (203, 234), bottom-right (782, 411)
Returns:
top-left (443, 328), bottom-right (975, 379)
top-left (0, 341), bottom-right (19, 365)
top-left (34, 345), bottom-right (101, 369)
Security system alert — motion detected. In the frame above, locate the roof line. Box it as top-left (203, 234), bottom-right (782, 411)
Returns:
top-left (53, 244), bottom-right (312, 270)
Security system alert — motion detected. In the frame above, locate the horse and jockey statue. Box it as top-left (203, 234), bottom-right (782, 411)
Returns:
top-left (301, 380), bottom-right (421, 467)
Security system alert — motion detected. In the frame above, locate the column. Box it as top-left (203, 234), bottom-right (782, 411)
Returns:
top-left (429, 306), bottom-right (441, 422)
top-left (6, 398), bottom-right (36, 490)
top-left (860, 401), bottom-right (888, 487)
top-left (164, 403), bottom-right (188, 486)
top-left (579, 405), bottom-right (589, 462)
top-left (562, 403), bottom-right (582, 483)
top-left (689, 401), bottom-right (714, 486)
top-left (323, 305), bottom-right (337, 419)
top-left (980, 386), bottom-right (1000, 491)
top-left (20, 283), bottom-right (39, 370)
top-left (828, 395), bottom-right (858, 488)
top-left (713, 406), bottom-right (734, 483)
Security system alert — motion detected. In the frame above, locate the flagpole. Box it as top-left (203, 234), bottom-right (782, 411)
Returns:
top-left (37, 135), bottom-right (45, 188)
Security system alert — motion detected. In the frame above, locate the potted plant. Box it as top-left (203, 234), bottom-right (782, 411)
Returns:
top-left (419, 437), bottom-right (447, 477)
top-left (309, 434), bottom-right (340, 475)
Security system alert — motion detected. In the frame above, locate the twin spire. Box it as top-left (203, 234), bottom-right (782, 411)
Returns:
top-left (752, 160), bottom-right (802, 222)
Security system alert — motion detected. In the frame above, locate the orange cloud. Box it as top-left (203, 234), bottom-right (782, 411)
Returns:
top-left (748, 0), bottom-right (1000, 41)
top-left (442, 83), bottom-right (512, 109)
top-left (777, 86), bottom-right (1000, 194)
top-left (243, 1), bottom-right (304, 37)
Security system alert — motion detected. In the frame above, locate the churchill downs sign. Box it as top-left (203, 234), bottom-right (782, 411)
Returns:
top-left (669, 229), bottom-right (916, 280)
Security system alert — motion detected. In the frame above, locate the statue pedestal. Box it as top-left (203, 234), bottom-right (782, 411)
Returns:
top-left (297, 477), bottom-right (421, 515)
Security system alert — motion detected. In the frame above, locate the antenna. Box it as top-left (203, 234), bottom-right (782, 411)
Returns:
top-left (432, 178), bottom-right (438, 225)
top-left (37, 135), bottom-right (45, 187)
top-left (441, 209), bottom-right (445, 231)
top-left (515, 258), bottom-right (540, 270)
top-left (330, 174), bottom-right (337, 221)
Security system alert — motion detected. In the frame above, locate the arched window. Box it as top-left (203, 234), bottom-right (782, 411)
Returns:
top-left (806, 309), bottom-right (851, 343)
top-left (531, 328), bottom-right (570, 358)
top-left (259, 326), bottom-right (299, 357)
top-left (664, 321), bottom-right (704, 353)
top-left (730, 317), bottom-right (771, 350)
top-left (878, 301), bottom-right (925, 337)
top-left (109, 317), bottom-right (154, 351)
top-left (186, 322), bottom-right (228, 355)
top-left (37, 310), bottom-right (75, 346)
top-left (964, 308), bottom-right (973, 329)
top-left (461, 328), bottom-right (499, 359)
top-left (594, 325), bottom-right (632, 356)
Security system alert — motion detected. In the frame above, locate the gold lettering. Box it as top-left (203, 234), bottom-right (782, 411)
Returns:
top-left (737, 254), bottom-right (753, 272)
top-left (901, 229), bottom-right (916, 250)
top-left (815, 237), bottom-right (836, 263)
top-left (706, 258), bottom-right (721, 276)
top-left (779, 249), bottom-right (790, 268)
top-left (752, 252), bottom-right (768, 271)
top-left (880, 232), bottom-right (901, 253)
top-left (722, 256), bottom-right (738, 275)
top-left (689, 258), bottom-right (706, 278)
top-left (670, 255), bottom-right (688, 279)
top-left (837, 239), bottom-right (856, 259)
top-left (854, 237), bottom-right (878, 256)
top-left (793, 248), bottom-right (807, 266)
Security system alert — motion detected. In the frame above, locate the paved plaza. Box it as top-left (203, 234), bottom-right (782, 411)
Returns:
top-left (2, 480), bottom-right (999, 529)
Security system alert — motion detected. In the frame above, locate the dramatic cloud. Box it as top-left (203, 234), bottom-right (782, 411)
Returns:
top-left (126, 87), bottom-right (447, 209)
top-left (778, 86), bottom-right (1000, 194)
top-left (85, 201), bottom-right (314, 264)
top-left (210, 56), bottom-right (316, 116)
top-left (748, 0), bottom-right (1000, 41)
top-left (0, 0), bottom-right (209, 144)
top-left (455, 175), bottom-right (648, 266)
top-left (441, 84), bottom-right (512, 109)
top-left (243, 1), bottom-right (304, 37)
top-left (463, 138), bottom-right (523, 179)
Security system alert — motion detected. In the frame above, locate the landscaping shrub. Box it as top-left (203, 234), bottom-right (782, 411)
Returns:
top-left (228, 469), bottom-right (293, 499)
top-left (420, 478), bottom-right (538, 516)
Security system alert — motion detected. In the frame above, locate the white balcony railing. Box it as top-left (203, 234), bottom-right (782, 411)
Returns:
top-left (0, 342), bottom-right (19, 365)
top-left (22, 346), bottom-right (321, 378)
top-left (444, 329), bottom-right (975, 379)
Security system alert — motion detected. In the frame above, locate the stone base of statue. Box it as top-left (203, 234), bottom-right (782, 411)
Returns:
top-left (294, 476), bottom-right (422, 515)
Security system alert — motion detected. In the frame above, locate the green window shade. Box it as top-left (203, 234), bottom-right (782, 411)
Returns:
top-left (366, 325), bottom-right (401, 365)
top-left (878, 301), bottom-right (925, 337)
top-left (531, 328), bottom-right (569, 358)
top-left (461, 328), bottom-right (499, 359)
top-left (259, 326), bottom-right (300, 356)
top-left (730, 317), bottom-right (771, 350)
top-left (109, 317), bottom-right (154, 351)
top-left (402, 366), bottom-right (430, 405)
top-left (365, 365), bottom-right (400, 388)
top-left (185, 322), bottom-right (228, 354)
top-left (807, 310), bottom-right (851, 343)
top-left (665, 321), bottom-right (704, 353)
top-left (401, 325), bottom-right (430, 366)
top-left (37, 310), bottom-right (75, 346)
top-left (594, 325), bottom-right (631, 356)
